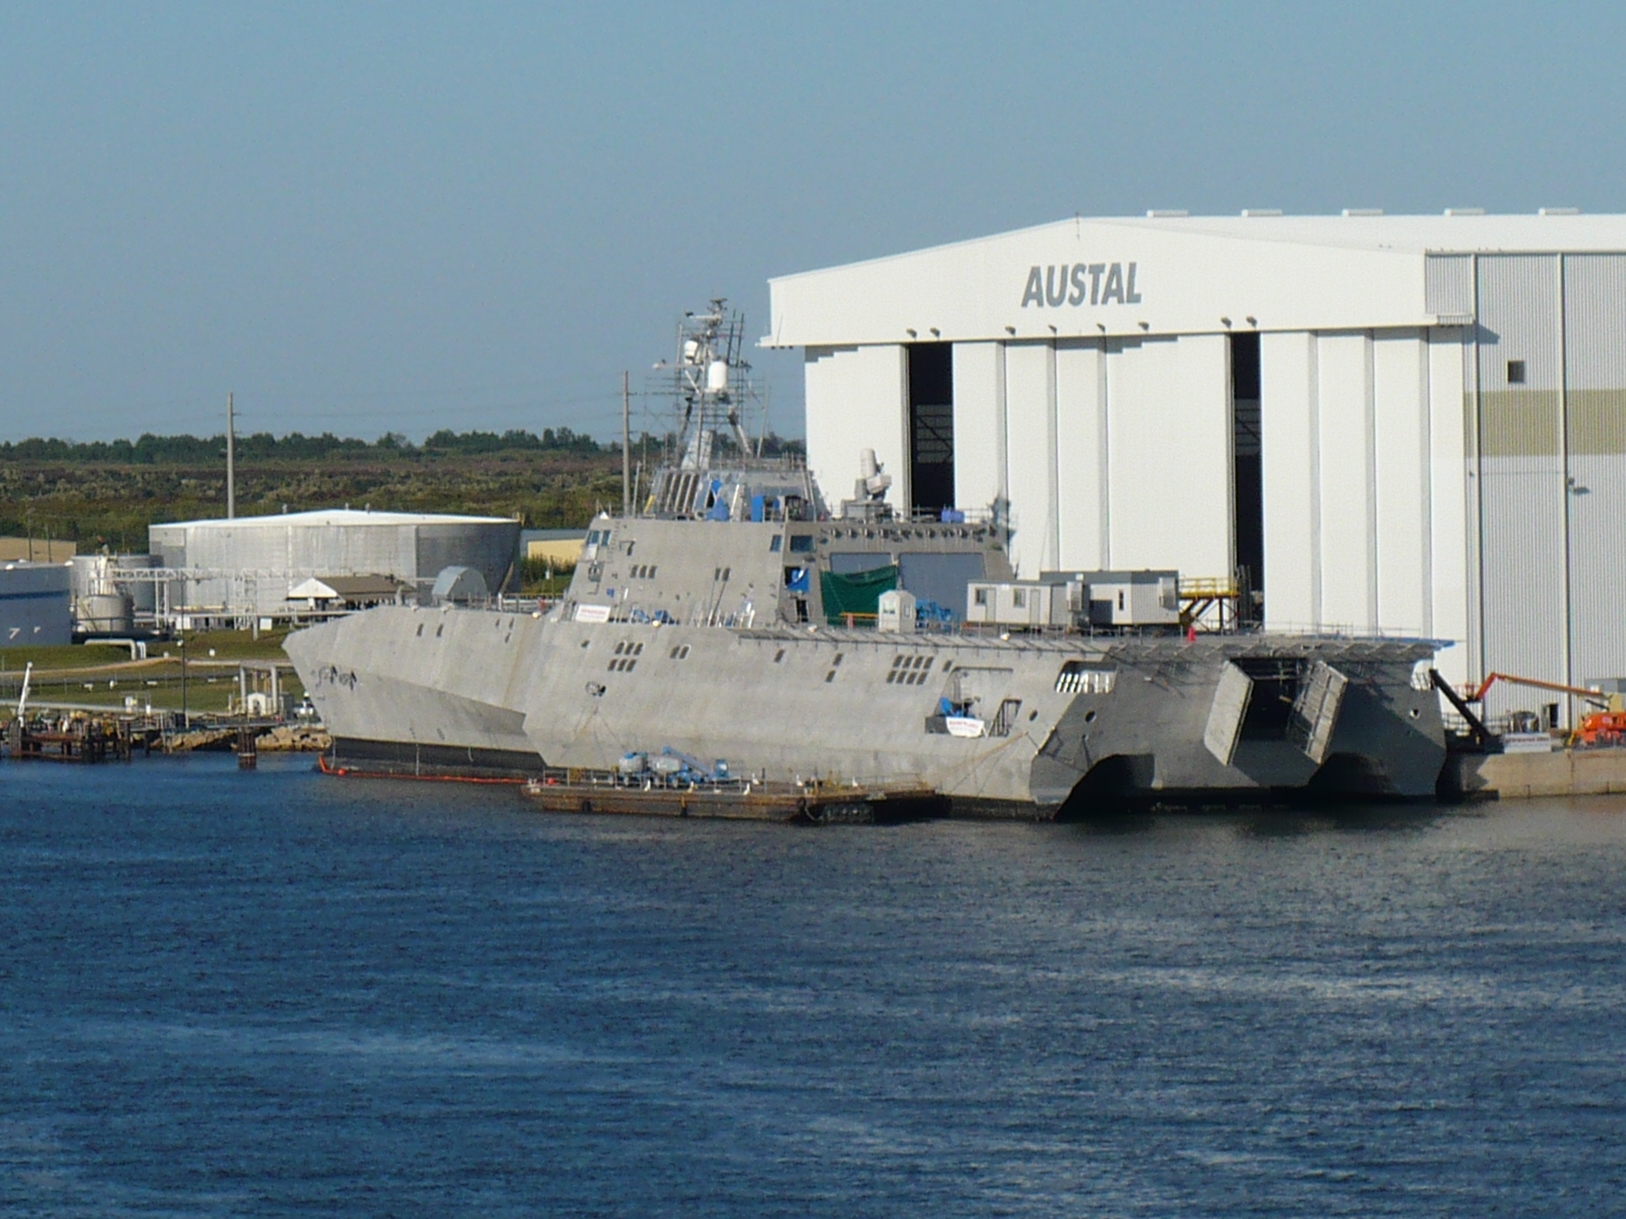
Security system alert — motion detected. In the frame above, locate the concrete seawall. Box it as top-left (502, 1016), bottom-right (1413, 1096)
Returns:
top-left (1445, 749), bottom-right (1626, 800)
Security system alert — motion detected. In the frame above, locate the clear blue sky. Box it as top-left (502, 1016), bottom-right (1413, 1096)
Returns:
top-left (2, 2), bottom-right (1622, 443)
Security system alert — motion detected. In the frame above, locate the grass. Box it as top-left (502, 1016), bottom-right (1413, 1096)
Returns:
top-left (0, 629), bottom-right (305, 713)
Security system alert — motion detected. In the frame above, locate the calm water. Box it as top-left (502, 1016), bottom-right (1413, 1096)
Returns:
top-left (2, 756), bottom-right (1624, 1216)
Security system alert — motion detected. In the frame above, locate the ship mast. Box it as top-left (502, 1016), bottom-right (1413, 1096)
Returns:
top-left (645, 300), bottom-right (788, 519)
top-left (667, 300), bottom-right (754, 470)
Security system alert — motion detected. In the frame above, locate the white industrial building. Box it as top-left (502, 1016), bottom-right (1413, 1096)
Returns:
top-left (147, 509), bottom-right (521, 622)
top-left (766, 211), bottom-right (1626, 720)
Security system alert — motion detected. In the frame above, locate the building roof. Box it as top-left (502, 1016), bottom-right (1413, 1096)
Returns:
top-left (288, 574), bottom-right (412, 601)
top-left (764, 211), bottom-right (1626, 347)
top-left (154, 508), bottom-right (517, 531)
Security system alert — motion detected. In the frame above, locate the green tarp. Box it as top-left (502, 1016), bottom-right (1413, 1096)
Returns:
top-left (820, 565), bottom-right (898, 623)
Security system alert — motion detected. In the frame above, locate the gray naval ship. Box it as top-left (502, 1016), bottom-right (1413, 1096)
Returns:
top-left (285, 307), bottom-right (1446, 816)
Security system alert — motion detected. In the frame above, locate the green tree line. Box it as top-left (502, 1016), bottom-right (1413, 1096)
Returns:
top-left (0, 428), bottom-right (804, 464)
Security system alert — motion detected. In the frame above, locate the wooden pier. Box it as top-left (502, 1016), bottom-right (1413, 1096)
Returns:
top-left (5, 715), bottom-right (134, 763)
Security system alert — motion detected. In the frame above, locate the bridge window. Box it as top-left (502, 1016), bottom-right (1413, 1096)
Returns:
top-left (1056, 662), bottom-right (1116, 694)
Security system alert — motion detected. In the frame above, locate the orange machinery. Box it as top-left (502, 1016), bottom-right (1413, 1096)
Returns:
top-left (1465, 672), bottom-right (1626, 747)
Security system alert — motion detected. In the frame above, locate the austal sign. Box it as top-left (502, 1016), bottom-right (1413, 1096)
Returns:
top-left (1020, 262), bottom-right (1142, 308)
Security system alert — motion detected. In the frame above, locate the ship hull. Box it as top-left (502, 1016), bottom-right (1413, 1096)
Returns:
top-left (287, 605), bottom-right (1447, 816)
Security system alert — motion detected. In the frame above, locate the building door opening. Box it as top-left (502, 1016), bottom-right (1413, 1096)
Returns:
top-left (907, 343), bottom-right (954, 517)
top-left (1229, 332), bottom-right (1263, 621)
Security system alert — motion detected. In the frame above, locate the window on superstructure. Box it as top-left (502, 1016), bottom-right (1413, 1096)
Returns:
top-left (1056, 662), bottom-right (1116, 694)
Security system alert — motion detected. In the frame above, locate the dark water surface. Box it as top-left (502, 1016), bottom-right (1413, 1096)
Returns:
top-left (2, 756), bottom-right (1624, 1216)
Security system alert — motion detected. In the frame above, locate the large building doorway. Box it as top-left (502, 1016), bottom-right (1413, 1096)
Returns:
top-left (907, 343), bottom-right (955, 517)
top-left (1230, 332), bottom-right (1263, 621)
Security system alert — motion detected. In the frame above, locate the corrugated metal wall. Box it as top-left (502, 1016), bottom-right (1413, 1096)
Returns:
top-left (1104, 334), bottom-right (1231, 581)
top-left (1475, 254), bottom-right (1568, 719)
top-left (1372, 330), bottom-right (1431, 636)
top-left (1426, 255), bottom-right (1473, 317)
top-left (1259, 326), bottom-right (1472, 654)
top-left (1315, 332), bottom-right (1376, 631)
top-left (1562, 253), bottom-right (1626, 688)
top-left (951, 342), bottom-right (1005, 517)
top-left (1426, 327), bottom-right (1473, 688)
top-left (1259, 332), bottom-right (1319, 629)
top-left (1003, 341), bottom-right (1056, 575)
top-left (1054, 338), bottom-right (1108, 571)
top-left (803, 344), bottom-right (909, 511)
top-left (149, 519), bottom-right (517, 615)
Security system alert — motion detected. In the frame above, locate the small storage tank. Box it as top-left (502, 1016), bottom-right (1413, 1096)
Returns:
top-left (79, 592), bottom-right (133, 634)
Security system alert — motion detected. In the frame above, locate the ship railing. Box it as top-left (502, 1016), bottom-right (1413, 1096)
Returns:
top-left (905, 507), bottom-right (997, 525)
top-left (489, 594), bottom-right (557, 615)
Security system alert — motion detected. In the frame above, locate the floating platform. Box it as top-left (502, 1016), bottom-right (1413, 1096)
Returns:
top-left (521, 769), bottom-right (946, 824)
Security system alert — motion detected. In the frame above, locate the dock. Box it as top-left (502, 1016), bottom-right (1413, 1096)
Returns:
top-left (5, 714), bottom-right (134, 762)
top-left (521, 769), bottom-right (946, 823)
top-left (1444, 746), bottom-right (1626, 800)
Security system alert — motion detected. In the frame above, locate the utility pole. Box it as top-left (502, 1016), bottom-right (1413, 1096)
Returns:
top-left (226, 392), bottom-right (236, 519)
top-left (621, 370), bottom-right (631, 517)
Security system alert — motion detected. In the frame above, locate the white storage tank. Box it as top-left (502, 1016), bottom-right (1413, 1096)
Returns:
top-left (147, 509), bottom-right (521, 620)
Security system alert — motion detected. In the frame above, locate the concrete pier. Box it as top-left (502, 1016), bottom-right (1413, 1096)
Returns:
top-left (1445, 749), bottom-right (1626, 800)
